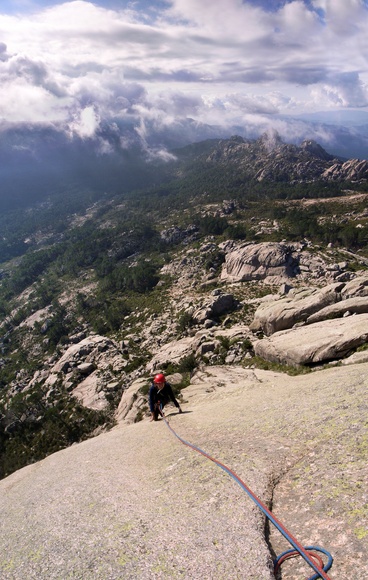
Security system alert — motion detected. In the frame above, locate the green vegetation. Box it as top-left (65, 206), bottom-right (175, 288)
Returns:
top-left (244, 356), bottom-right (312, 375)
top-left (177, 311), bottom-right (195, 333)
top-left (0, 385), bottom-right (113, 480)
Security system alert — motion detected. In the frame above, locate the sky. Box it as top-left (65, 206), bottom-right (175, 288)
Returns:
top-left (0, 0), bottom-right (368, 147)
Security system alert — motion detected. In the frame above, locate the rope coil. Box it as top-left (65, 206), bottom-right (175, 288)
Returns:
top-left (159, 407), bottom-right (333, 580)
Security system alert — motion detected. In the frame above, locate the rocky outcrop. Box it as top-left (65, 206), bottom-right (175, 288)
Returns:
top-left (192, 291), bottom-right (239, 325)
top-left (160, 224), bottom-right (198, 245)
top-left (115, 377), bottom-right (148, 423)
top-left (147, 335), bottom-right (199, 372)
top-left (202, 134), bottom-right (368, 183)
top-left (220, 241), bottom-right (359, 285)
top-left (42, 335), bottom-right (125, 410)
top-left (251, 275), bottom-right (368, 336)
top-left (250, 283), bottom-right (344, 335)
top-left (321, 158), bottom-right (368, 181)
top-left (220, 242), bottom-right (300, 283)
top-left (204, 134), bottom-right (338, 183)
top-left (341, 275), bottom-right (368, 298)
top-left (147, 324), bottom-right (252, 373)
top-left (254, 314), bottom-right (368, 366)
top-left (250, 274), bottom-right (368, 366)
top-left (306, 296), bottom-right (368, 324)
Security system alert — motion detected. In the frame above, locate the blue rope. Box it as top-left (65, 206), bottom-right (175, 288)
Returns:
top-left (274, 546), bottom-right (333, 580)
top-left (160, 408), bottom-right (333, 580)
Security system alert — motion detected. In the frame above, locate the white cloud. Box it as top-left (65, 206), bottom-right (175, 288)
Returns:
top-left (0, 0), bottom-right (366, 144)
top-left (311, 72), bottom-right (368, 108)
top-left (312, 0), bottom-right (368, 34)
top-left (69, 104), bottom-right (100, 138)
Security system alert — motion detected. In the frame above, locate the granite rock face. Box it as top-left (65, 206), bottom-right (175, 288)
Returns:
top-left (1, 363), bottom-right (367, 580)
top-left (321, 158), bottom-right (368, 181)
top-left (250, 274), bottom-right (368, 366)
top-left (254, 314), bottom-right (368, 366)
top-left (250, 276), bottom-right (368, 336)
top-left (250, 283), bottom-right (344, 335)
top-left (42, 335), bottom-right (125, 410)
top-left (220, 242), bottom-right (300, 283)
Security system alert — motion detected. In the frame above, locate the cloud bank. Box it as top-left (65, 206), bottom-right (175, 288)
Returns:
top-left (0, 0), bottom-right (367, 153)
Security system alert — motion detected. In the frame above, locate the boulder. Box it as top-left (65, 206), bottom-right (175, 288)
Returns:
top-left (105, 381), bottom-right (120, 392)
top-left (165, 372), bottom-right (184, 385)
top-left (192, 292), bottom-right (239, 325)
top-left (254, 314), bottom-right (368, 366)
top-left (250, 283), bottom-right (343, 335)
top-left (341, 275), bottom-right (368, 298)
top-left (221, 242), bottom-right (299, 283)
top-left (306, 296), bottom-right (368, 324)
top-left (211, 293), bottom-right (238, 316)
top-left (196, 341), bottom-right (218, 356)
top-left (147, 335), bottom-right (198, 372)
top-left (192, 305), bottom-right (212, 325)
top-left (72, 372), bottom-right (108, 411)
top-left (77, 362), bottom-right (95, 375)
top-left (115, 378), bottom-right (148, 423)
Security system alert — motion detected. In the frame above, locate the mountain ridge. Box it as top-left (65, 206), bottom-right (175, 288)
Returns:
top-left (1, 128), bottom-right (368, 212)
top-left (173, 133), bottom-right (368, 184)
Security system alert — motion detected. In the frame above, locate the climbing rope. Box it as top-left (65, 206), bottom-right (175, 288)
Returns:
top-left (158, 407), bottom-right (333, 580)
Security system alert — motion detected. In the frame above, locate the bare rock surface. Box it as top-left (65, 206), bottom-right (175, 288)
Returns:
top-left (306, 295), bottom-right (368, 324)
top-left (220, 242), bottom-right (299, 283)
top-left (250, 283), bottom-right (343, 335)
top-left (72, 372), bottom-right (108, 411)
top-left (321, 158), bottom-right (368, 181)
top-left (341, 275), bottom-right (368, 298)
top-left (115, 377), bottom-right (148, 423)
top-left (254, 313), bottom-right (368, 366)
top-left (1, 363), bottom-right (367, 580)
top-left (147, 334), bottom-right (200, 372)
top-left (40, 335), bottom-right (124, 409)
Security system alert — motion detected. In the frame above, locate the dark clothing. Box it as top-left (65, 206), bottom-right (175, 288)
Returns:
top-left (149, 382), bottom-right (180, 417)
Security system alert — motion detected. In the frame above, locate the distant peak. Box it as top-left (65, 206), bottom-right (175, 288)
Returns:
top-left (229, 135), bottom-right (245, 144)
top-left (300, 139), bottom-right (333, 161)
top-left (258, 130), bottom-right (283, 150)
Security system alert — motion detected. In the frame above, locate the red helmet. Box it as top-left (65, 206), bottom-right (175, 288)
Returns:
top-left (153, 373), bottom-right (166, 384)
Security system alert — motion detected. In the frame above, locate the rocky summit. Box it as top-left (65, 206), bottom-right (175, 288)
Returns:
top-left (0, 134), bottom-right (368, 579)
top-left (185, 133), bottom-right (368, 183)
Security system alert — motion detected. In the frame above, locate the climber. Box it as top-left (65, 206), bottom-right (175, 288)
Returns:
top-left (149, 373), bottom-right (182, 421)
